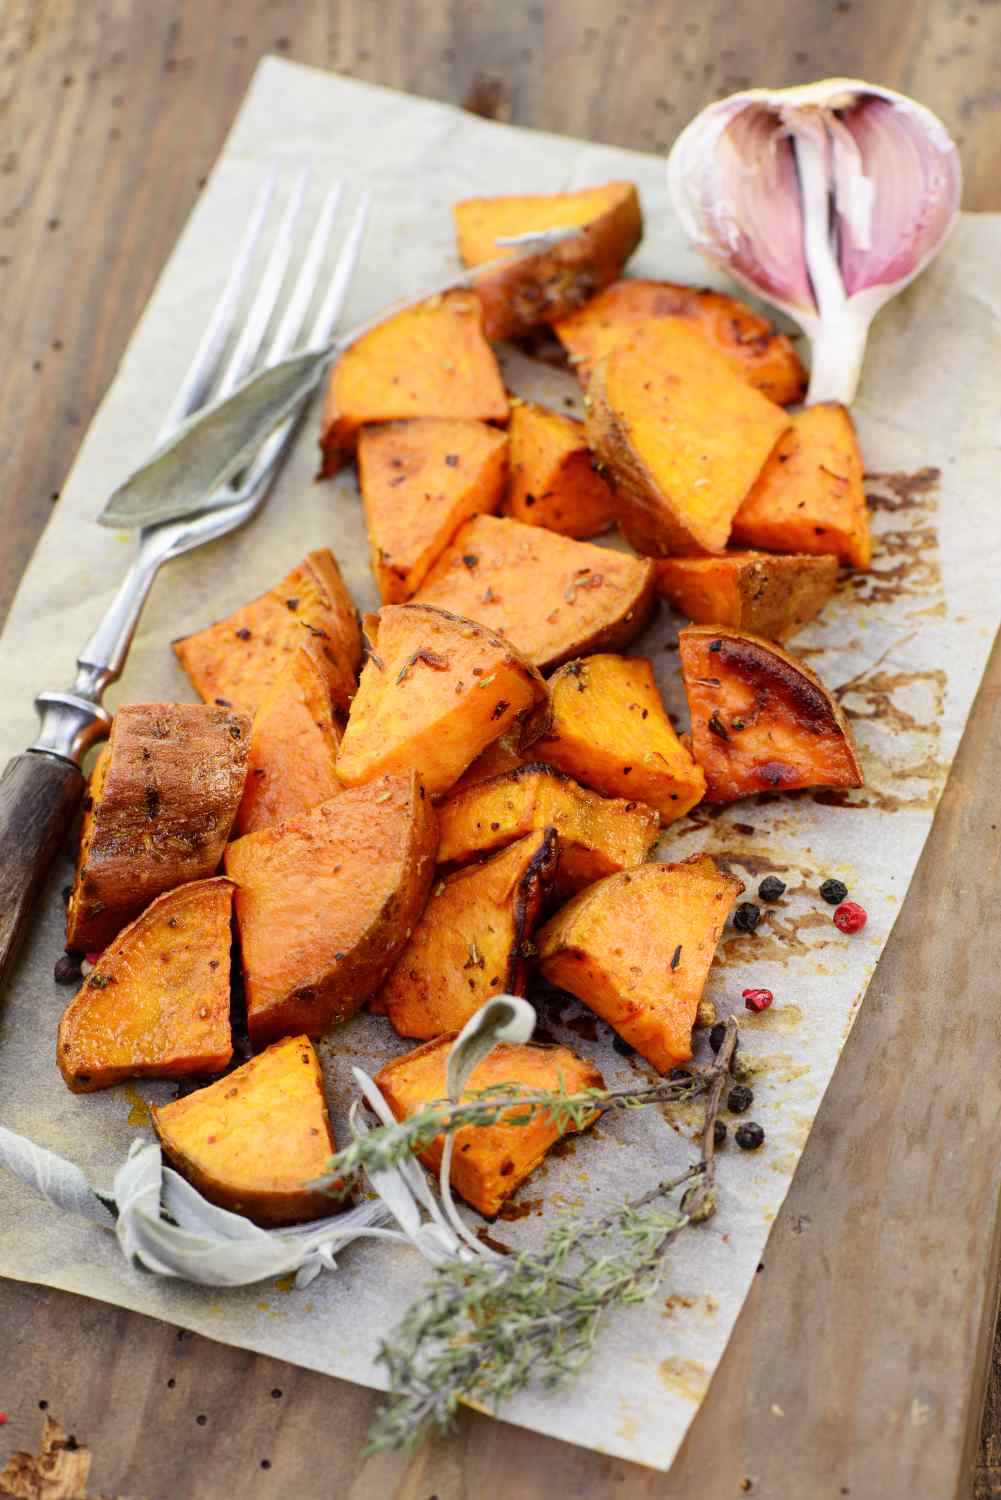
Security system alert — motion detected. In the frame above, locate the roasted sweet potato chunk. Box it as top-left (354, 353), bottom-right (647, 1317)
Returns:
top-left (413, 514), bottom-right (657, 671)
top-left (58, 878), bottom-right (234, 1093)
top-left (335, 604), bottom-right (547, 797)
top-left (732, 403), bottom-right (871, 570)
top-left (554, 279), bottom-right (807, 402)
top-left (378, 828), bottom-right (558, 1039)
top-left (236, 647), bottom-right (342, 837)
top-left (66, 703), bottom-right (249, 954)
top-left (656, 552), bottom-right (839, 642)
top-left (174, 549), bottom-right (362, 717)
top-left (359, 418), bottom-right (509, 604)
top-left (528, 655), bottom-right (704, 822)
top-left (453, 182), bottom-right (642, 341)
top-left (504, 400), bottom-right (615, 538)
top-left (375, 1036), bottom-right (604, 1217)
top-left (320, 291), bottom-right (508, 474)
top-left (678, 625), bottom-right (863, 803)
top-left (224, 771), bottom-right (437, 1045)
top-left (451, 730), bottom-right (526, 794)
top-left (152, 1035), bottom-right (337, 1226)
top-left (537, 856), bottom-right (743, 1072)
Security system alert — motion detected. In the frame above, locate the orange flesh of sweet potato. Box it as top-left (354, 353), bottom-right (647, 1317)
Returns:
top-left (58, 878), bottom-right (234, 1093)
top-left (453, 182), bottom-right (642, 342)
top-left (320, 291), bottom-right (509, 474)
top-left (235, 647), bottom-right (343, 837)
top-left (375, 1037), bottom-right (604, 1217)
top-left (224, 771), bottom-right (437, 1045)
top-left (678, 624), bottom-right (864, 803)
top-left (504, 400), bottom-right (615, 539)
top-left (413, 514), bottom-right (657, 672)
top-left (378, 828), bottom-right (558, 1039)
top-left (528, 654), bottom-right (704, 823)
top-left (585, 318), bottom-right (791, 557)
top-left (174, 549), bottom-right (362, 718)
top-left (65, 704), bottom-right (250, 954)
top-left (451, 730), bottom-right (526, 794)
top-left (537, 855), bottom-right (743, 1072)
top-left (335, 604), bottom-right (548, 798)
top-left (554, 278), bottom-right (807, 403)
top-left (732, 402), bottom-right (871, 570)
top-left (656, 551), bottom-right (839, 643)
top-left (152, 1035), bottom-right (337, 1226)
top-left (359, 418), bottom-right (509, 604)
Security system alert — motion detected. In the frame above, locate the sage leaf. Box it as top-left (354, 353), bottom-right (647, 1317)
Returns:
top-left (445, 994), bottom-right (536, 1102)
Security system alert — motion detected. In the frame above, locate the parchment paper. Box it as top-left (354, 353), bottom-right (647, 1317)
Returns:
top-left (1, 56), bottom-right (1000, 1472)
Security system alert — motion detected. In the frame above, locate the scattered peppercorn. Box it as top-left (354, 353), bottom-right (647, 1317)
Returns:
top-left (54, 953), bottom-right (82, 985)
top-left (709, 1022), bottom-right (728, 1054)
top-left (743, 987), bottom-right (773, 1014)
top-left (714, 1121), bottom-right (727, 1147)
top-left (833, 900), bottom-right (867, 934)
top-left (733, 902), bottom-right (761, 933)
top-left (757, 876), bottom-right (786, 903)
top-left (0, 1412), bottom-right (7, 1425)
top-left (735, 1121), bottom-right (765, 1151)
top-left (820, 878), bottom-right (848, 905)
top-left (727, 1084), bottom-right (754, 1114)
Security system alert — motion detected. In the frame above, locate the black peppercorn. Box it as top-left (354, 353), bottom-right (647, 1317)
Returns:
top-left (733, 902), bottom-right (761, 933)
top-left (54, 953), bottom-right (82, 985)
top-left (820, 878), bottom-right (848, 905)
top-left (735, 1121), bottom-right (765, 1151)
top-left (727, 1083), bottom-right (754, 1113)
top-left (757, 876), bottom-right (786, 903)
top-left (709, 1022), bottom-right (727, 1054)
top-left (714, 1120), bottom-right (727, 1147)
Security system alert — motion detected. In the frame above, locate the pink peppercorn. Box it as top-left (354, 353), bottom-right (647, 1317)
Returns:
top-left (833, 900), bottom-right (867, 934)
top-left (742, 988), bottom-right (773, 1013)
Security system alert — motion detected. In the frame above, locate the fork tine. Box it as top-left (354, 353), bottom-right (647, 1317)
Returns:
top-left (264, 181), bottom-right (344, 363)
top-left (309, 191), bottom-right (371, 347)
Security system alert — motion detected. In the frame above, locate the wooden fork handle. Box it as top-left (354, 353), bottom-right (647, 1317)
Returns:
top-left (0, 752), bottom-right (85, 989)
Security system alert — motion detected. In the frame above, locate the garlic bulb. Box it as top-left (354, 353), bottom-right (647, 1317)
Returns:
top-left (667, 79), bottom-right (961, 404)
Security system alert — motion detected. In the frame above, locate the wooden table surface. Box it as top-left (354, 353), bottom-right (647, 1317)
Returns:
top-left (2, 3), bottom-right (1001, 1497)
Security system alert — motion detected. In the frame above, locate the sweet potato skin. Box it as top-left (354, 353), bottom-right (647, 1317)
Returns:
top-left (65, 704), bottom-right (250, 954)
top-left (58, 877), bottom-right (234, 1093)
top-left (678, 625), bottom-right (864, 802)
top-left (376, 1036), bottom-right (604, 1217)
top-left (537, 856), bottom-right (743, 1072)
top-left (236, 647), bottom-right (342, 837)
top-left (656, 552), bottom-right (839, 642)
top-left (504, 400), bottom-right (615, 539)
top-left (224, 771), bottom-right (438, 1045)
top-left (152, 1035), bottom-right (338, 1226)
top-left (413, 514), bottom-right (657, 672)
top-left (453, 182), bottom-right (642, 341)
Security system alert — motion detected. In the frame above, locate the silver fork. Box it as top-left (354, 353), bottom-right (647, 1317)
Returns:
top-left (0, 174), bottom-right (370, 985)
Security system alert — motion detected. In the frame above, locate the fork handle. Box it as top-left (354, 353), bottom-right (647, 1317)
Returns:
top-left (0, 752), bottom-right (85, 988)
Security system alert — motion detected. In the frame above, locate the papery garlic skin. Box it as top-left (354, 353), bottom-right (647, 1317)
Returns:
top-left (667, 79), bottom-right (962, 404)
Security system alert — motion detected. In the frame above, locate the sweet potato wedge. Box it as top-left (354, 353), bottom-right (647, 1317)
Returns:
top-left (451, 730), bottom-right (526, 794)
top-left (656, 551), bottom-right (839, 642)
top-left (554, 278), bottom-right (807, 402)
top-left (732, 403), bottom-right (871, 570)
top-left (66, 704), bottom-right (250, 954)
top-left (413, 514), bottom-right (657, 671)
top-left (453, 182), bottom-right (642, 341)
top-left (224, 771), bottom-right (437, 1045)
top-left (58, 878), bottom-right (234, 1093)
top-left (174, 549), bottom-right (362, 717)
top-left (335, 604), bottom-right (547, 798)
top-left (378, 828), bottom-right (558, 1039)
top-left (586, 318), bottom-right (791, 557)
top-left (537, 855), bottom-right (743, 1072)
top-left (320, 291), bottom-right (509, 474)
top-left (375, 1036), bottom-right (604, 1218)
top-left (152, 1035), bottom-right (337, 1226)
top-left (235, 647), bottom-right (342, 837)
top-left (504, 400), bottom-right (616, 538)
top-left (678, 624), bottom-right (863, 802)
top-left (359, 418), bottom-right (509, 604)
top-left (528, 655), bottom-right (704, 823)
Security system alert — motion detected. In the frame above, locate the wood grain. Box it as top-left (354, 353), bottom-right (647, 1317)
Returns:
top-left (0, 753), bottom-right (84, 986)
top-left (1, 3), bottom-right (1000, 1498)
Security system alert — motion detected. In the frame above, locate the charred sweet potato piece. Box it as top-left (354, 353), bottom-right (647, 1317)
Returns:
top-left (451, 730), bottom-right (526, 794)
top-left (378, 828), bottom-right (558, 1039)
top-left (554, 279), bottom-right (807, 402)
top-left (656, 551), bottom-right (839, 642)
top-left (453, 182), bottom-right (642, 341)
top-left (152, 1035), bottom-right (337, 1226)
top-left (174, 549), bottom-right (362, 717)
top-left (375, 1036), bottom-right (604, 1217)
top-left (528, 655), bottom-right (704, 822)
top-left (504, 400), bottom-right (615, 538)
top-left (236, 647), bottom-right (342, 837)
top-left (58, 878), bottom-right (234, 1093)
top-left (224, 771), bottom-right (437, 1045)
top-left (732, 403), bottom-right (871, 570)
top-left (66, 704), bottom-right (250, 954)
top-left (335, 604), bottom-right (547, 798)
top-left (678, 625), bottom-right (863, 802)
top-left (537, 856), bottom-right (743, 1071)
top-left (359, 418), bottom-right (509, 604)
top-left (586, 319), bottom-right (790, 557)
top-left (320, 291), bottom-right (508, 474)
top-left (413, 514), bottom-right (657, 671)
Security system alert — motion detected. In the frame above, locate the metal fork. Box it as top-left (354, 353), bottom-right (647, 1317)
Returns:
top-left (0, 174), bottom-right (370, 986)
